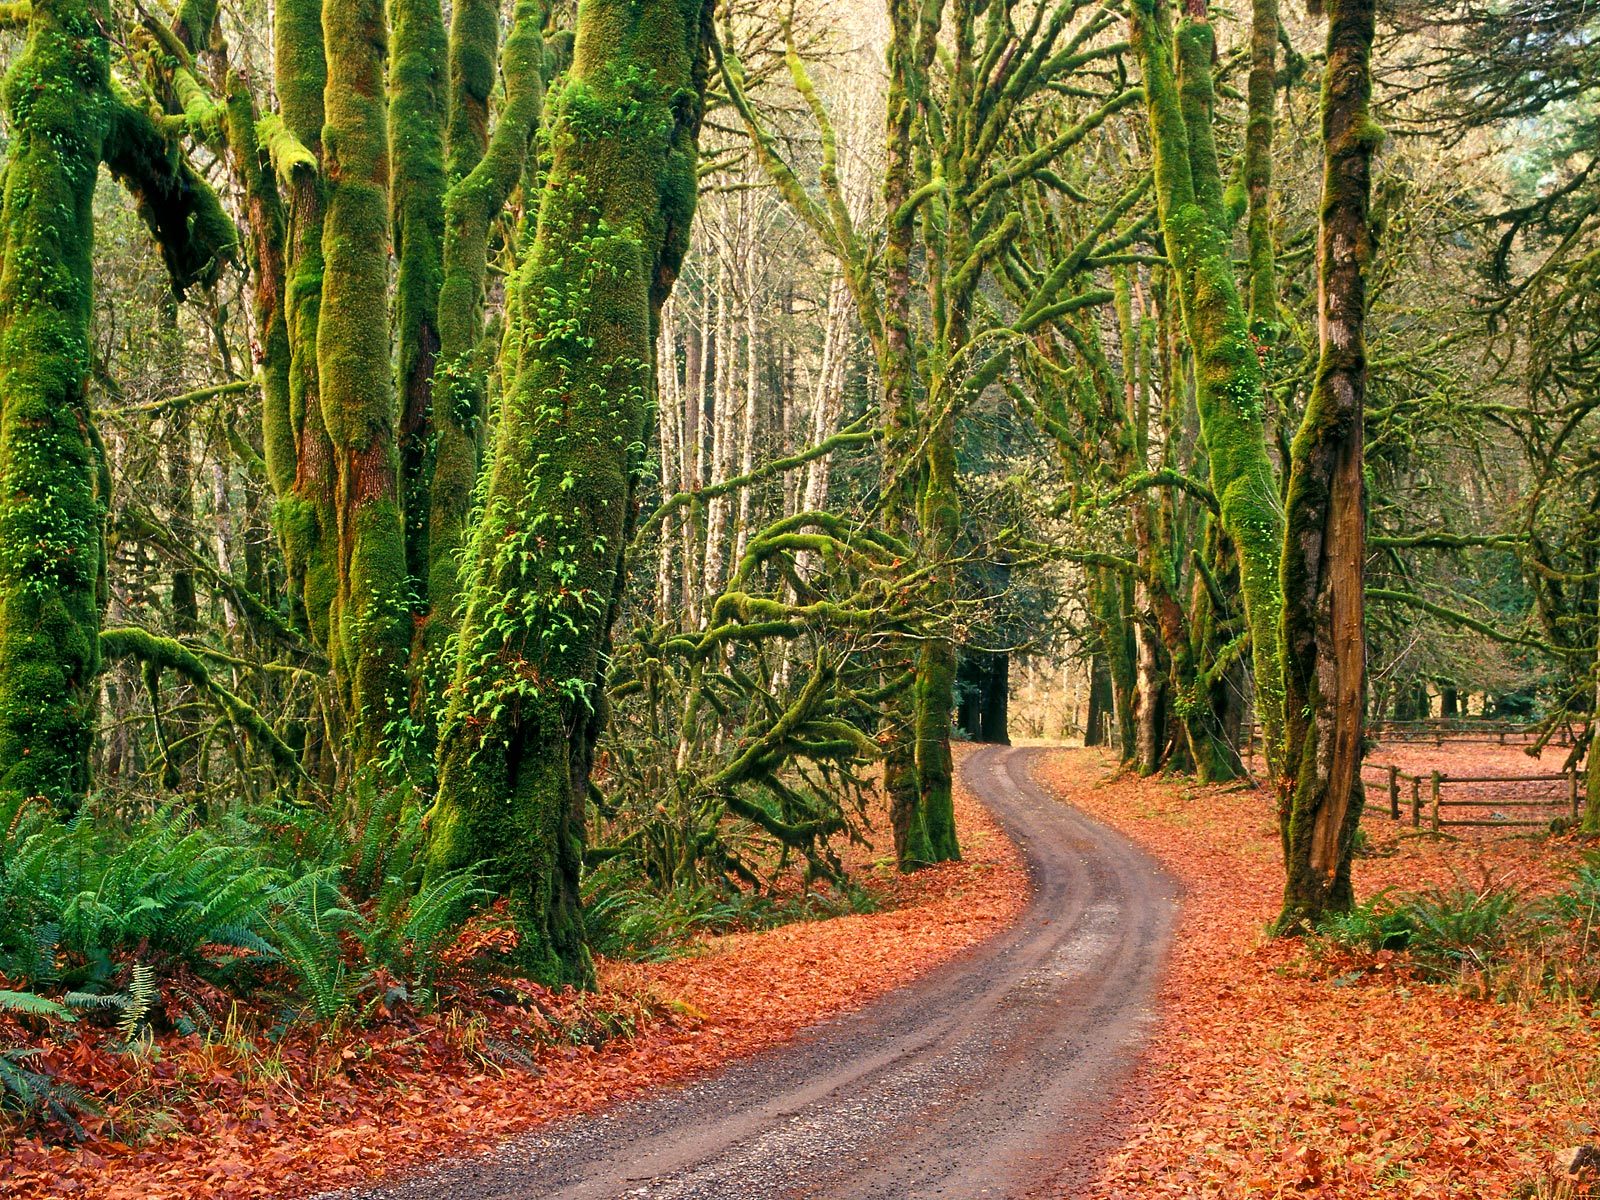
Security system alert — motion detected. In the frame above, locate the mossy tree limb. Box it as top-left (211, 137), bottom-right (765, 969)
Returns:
top-left (427, 0), bottom-right (714, 985)
top-left (100, 628), bottom-right (304, 779)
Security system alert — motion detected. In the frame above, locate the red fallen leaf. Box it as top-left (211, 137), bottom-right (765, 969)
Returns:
top-left (1038, 748), bottom-right (1600, 1200)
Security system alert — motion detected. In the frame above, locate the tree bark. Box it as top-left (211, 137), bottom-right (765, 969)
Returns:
top-left (0, 0), bottom-right (231, 808)
top-left (318, 0), bottom-right (411, 762)
top-left (1275, 0), bottom-right (1377, 932)
top-left (1131, 0), bottom-right (1286, 780)
top-left (428, 0), bottom-right (714, 983)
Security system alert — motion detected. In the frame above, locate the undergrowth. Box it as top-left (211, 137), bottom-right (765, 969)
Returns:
top-left (1313, 850), bottom-right (1600, 1007)
top-left (0, 776), bottom-right (886, 1141)
top-left (582, 857), bottom-right (880, 961)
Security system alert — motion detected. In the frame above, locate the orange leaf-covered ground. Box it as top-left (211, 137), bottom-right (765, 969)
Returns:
top-left (0, 754), bottom-right (1029, 1200)
top-left (1035, 745), bottom-right (1599, 1200)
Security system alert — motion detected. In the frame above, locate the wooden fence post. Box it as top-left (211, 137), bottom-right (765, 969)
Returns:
top-left (1388, 765), bottom-right (1400, 821)
top-left (1430, 771), bottom-right (1442, 832)
top-left (1411, 775), bottom-right (1421, 828)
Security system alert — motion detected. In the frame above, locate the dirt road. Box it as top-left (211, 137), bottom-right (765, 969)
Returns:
top-left (324, 745), bottom-right (1178, 1200)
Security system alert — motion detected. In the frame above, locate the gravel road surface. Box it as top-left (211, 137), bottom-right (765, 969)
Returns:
top-left (319, 745), bottom-right (1179, 1200)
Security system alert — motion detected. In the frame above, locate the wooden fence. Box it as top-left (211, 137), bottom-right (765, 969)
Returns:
top-left (1362, 761), bottom-right (1584, 831)
top-left (1242, 719), bottom-right (1576, 761)
top-left (1367, 718), bottom-right (1575, 747)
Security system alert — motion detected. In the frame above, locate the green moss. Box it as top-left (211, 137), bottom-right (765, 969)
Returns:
top-left (425, 0), bottom-right (547, 665)
top-left (317, 0), bottom-right (410, 758)
top-left (269, 0), bottom-right (333, 642)
top-left (100, 626), bottom-right (301, 776)
top-left (1132, 0), bottom-right (1285, 775)
top-left (390, 0), bottom-right (447, 602)
top-left (0, 0), bottom-right (235, 809)
top-left (428, 0), bottom-right (713, 984)
top-left (224, 82), bottom-right (295, 505)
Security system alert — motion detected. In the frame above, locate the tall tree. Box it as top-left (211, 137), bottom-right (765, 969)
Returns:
top-left (317, 0), bottom-right (412, 760)
top-left (427, 0), bottom-right (715, 982)
top-left (1275, 0), bottom-right (1379, 929)
top-left (1130, 0), bottom-right (1286, 778)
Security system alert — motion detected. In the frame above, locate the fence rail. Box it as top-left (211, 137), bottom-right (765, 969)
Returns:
top-left (1244, 718), bottom-right (1575, 755)
top-left (1368, 718), bottom-right (1575, 747)
top-left (1362, 761), bottom-right (1583, 831)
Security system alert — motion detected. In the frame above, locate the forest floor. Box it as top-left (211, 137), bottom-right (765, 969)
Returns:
top-left (309, 744), bottom-right (1176, 1200)
top-left (1037, 742), bottom-right (1600, 1200)
top-left (12, 741), bottom-right (1595, 1200)
top-left (0, 754), bottom-right (1030, 1200)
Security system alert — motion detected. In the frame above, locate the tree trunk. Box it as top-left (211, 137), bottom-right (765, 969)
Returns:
top-left (1585, 647), bottom-right (1600, 833)
top-left (1245, 0), bottom-right (1279, 333)
top-left (1275, 0), bottom-right (1377, 932)
top-left (1085, 652), bottom-right (1113, 746)
top-left (391, 0), bottom-right (447, 602)
top-left (421, 0), bottom-right (546, 695)
top-left (0, 0), bottom-right (230, 808)
top-left (428, 0), bottom-right (713, 983)
top-left (318, 0), bottom-right (411, 762)
top-left (1131, 0), bottom-right (1286, 780)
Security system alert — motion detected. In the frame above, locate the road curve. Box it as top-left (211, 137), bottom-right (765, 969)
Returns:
top-left (322, 745), bottom-right (1179, 1200)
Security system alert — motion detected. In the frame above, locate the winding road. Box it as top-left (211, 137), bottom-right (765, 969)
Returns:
top-left (324, 745), bottom-right (1179, 1200)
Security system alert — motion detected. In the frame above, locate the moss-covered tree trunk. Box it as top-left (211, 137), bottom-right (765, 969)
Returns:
top-left (1088, 567), bottom-right (1138, 762)
top-left (1274, 0), bottom-right (1377, 931)
top-left (423, 0), bottom-right (547, 657)
top-left (0, 0), bottom-right (231, 807)
top-left (427, 0), bottom-right (713, 983)
top-left (318, 0), bottom-right (411, 760)
top-left (880, 0), bottom-right (954, 869)
top-left (1244, 0), bottom-right (1278, 334)
top-left (273, 0), bottom-right (337, 659)
top-left (389, 0), bottom-right (447, 601)
top-left (1585, 651), bottom-right (1600, 833)
top-left (910, 404), bottom-right (961, 863)
top-left (1130, 0), bottom-right (1285, 779)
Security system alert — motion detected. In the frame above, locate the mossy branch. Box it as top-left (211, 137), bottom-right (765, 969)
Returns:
top-left (1367, 589), bottom-right (1577, 657)
top-left (1370, 533), bottom-right (1522, 551)
top-left (104, 92), bottom-right (239, 295)
top-left (95, 377), bottom-right (256, 418)
top-left (1101, 468), bottom-right (1220, 515)
top-left (639, 415), bottom-right (880, 539)
top-left (256, 114), bottom-right (319, 188)
top-left (100, 628), bottom-right (305, 779)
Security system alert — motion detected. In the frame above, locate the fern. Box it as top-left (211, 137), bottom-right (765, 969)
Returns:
top-left (267, 873), bottom-right (359, 1023)
top-left (0, 990), bottom-right (74, 1021)
top-left (0, 989), bottom-right (101, 1137)
top-left (115, 964), bottom-right (157, 1041)
top-left (0, 1047), bottom-right (101, 1139)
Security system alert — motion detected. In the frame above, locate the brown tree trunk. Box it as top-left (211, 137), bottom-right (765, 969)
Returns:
top-left (1275, 0), bottom-right (1378, 932)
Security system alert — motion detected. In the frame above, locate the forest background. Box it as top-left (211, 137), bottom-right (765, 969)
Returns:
top-left (0, 0), bottom-right (1595, 1172)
